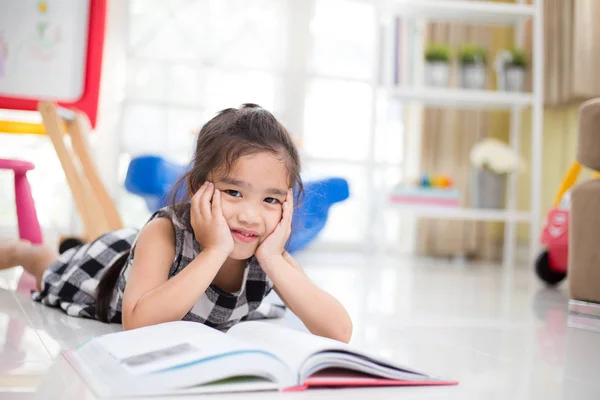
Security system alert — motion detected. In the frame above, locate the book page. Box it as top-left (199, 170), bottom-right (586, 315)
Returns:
top-left (69, 321), bottom-right (293, 397)
top-left (94, 321), bottom-right (261, 375)
top-left (227, 321), bottom-right (433, 383)
top-left (227, 321), bottom-right (351, 374)
top-left (67, 344), bottom-right (290, 397)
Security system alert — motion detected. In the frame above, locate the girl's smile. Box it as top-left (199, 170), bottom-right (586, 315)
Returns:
top-left (213, 152), bottom-right (290, 260)
top-left (231, 228), bottom-right (259, 243)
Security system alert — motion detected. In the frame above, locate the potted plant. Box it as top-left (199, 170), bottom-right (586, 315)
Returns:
top-left (458, 44), bottom-right (488, 90)
top-left (469, 138), bottom-right (526, 209)
top-left (424, 43), bottom-right (451, 87)
top-left (494, 48), bottom-right (528, 91)
top-left (501, 48), bottom-right (527, 92)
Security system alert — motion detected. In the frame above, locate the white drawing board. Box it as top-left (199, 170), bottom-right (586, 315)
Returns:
top-left (0, 0), bottom-right (90, 102)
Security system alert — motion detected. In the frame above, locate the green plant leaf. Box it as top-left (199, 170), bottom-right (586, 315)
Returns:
top-left (457, 44), bottom-right (488, 65)
top-left (425, 43), bottom-right (451, 62)
top-left (508, 47), bottom-right (527, 68)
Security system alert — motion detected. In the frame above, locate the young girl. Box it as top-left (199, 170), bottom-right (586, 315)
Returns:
top-left (0, 104), bottom-right (353, 343)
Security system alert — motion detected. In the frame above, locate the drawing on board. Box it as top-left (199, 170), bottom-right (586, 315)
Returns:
top-left (0, 0), bottom-right (90, 101)
top-left (24, 1), bottom-right (62, 63)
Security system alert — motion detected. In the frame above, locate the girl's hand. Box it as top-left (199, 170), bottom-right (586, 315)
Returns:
top-left (256, 189), bottom-right (293, 264)
top-left (190, 182), bottom-right (234, 256)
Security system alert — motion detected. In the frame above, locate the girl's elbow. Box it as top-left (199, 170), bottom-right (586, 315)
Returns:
top-left (339, 319), bottom-right (353, 343)
top-left (122, 301), bottom-right (152, 330)
top-left (121, 304), bottom-right (142, 330)
top-left (122, 307), bottom-right (180, 330)
top-left (326, 304), bottom-right (353, 343)
top-left (330, 317), bottom-right (353, 344)
top-left (123, 316), bottom-right (156, 331)
top-left (122, 308), bottom-right (148, 331)
top-left (122, 315), bottom-right (138, 331)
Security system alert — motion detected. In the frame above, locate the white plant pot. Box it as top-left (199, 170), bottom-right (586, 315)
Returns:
top-left (425, 61), bottom-right (450, 87)
top-left (460, 64), bottom-right (487, 90)
top-left (503, 66), bottom-right (526, 92)
top-left (471, 168), bottom-right (507, 210)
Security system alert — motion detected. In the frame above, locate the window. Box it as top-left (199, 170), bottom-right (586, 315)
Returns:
top-left (119, 0), bottom-right (403, 245)
top-left (0, 0), bottom-right (406, 248)
top-left (302, 0), bottom-right (402, 246)
top-left (310, 0), bottom-right (376, 80)
top-left (120, 0), bottom-right (290, 228)
top-left (303, 79), bottom-right (373, 162)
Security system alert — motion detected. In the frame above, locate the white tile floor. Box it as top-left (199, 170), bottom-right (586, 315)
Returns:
top-left (1, 251), bottom-right (600, 399)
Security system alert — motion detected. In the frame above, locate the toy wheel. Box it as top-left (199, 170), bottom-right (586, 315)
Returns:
top-left (535, 250), bottom-right (566, 286)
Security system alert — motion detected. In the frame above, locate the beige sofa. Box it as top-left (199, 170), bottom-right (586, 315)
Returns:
top-left (568, 99), bottom-right (600, 327)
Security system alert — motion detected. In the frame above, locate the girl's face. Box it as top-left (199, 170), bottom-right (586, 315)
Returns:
top-left (212, 152), bottom-right (290, 260)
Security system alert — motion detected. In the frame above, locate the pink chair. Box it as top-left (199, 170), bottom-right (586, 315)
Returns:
top-left (0, 158), bottom-right (42, 291)
top-left (0, 159), bottom-right (42, 244)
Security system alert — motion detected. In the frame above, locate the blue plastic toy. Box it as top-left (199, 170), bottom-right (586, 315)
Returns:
top-left (124, 155), bottom-right (349, 253)
top-left (287, 176), bottom-right (349, 252)
top-left (124, 155), bottom-right (187, 211)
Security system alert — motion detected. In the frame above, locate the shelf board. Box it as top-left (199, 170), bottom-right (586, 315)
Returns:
top-left (387, 205), bottom-right (531, 222)
top-left (382, 0), bottom-right (535, 26)
top-left (385, 87), bottom-right (533, 109)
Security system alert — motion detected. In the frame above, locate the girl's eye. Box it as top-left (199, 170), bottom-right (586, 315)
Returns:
top-left (264, 197), bottom-right (281, 205)
top-left (225, 190), bottom-right (241, 198)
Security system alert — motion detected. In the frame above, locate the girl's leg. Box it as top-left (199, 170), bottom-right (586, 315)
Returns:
top-left (0, 240), bottom-right (58, 291)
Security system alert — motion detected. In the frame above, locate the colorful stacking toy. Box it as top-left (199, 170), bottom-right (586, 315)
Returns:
top-left (390, 174), bottom-right (459, 207)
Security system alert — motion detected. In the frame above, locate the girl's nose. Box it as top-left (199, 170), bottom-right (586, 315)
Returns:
top-left (238, 213), bottom-right (261, 226)
top-left (238, 205), bottom-right (261, 226)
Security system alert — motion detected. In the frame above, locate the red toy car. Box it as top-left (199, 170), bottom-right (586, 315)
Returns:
top-left (536, 192), bottom-right (570, 285)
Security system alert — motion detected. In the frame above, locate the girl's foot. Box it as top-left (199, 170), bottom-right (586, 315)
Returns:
top-left (0, 239), bottom-right (32, 270)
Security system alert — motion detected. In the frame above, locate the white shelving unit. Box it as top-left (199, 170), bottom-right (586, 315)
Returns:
top-left (385, 87), bottom-right (534, 109)
top-left (371, 0), bottom-right (544, 266)
top-left (381, 0), bottom-right (535, 24)
top-left (386, 205), bottom-right (531, 222)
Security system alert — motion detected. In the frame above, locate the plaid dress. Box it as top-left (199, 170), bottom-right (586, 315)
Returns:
top-left (32, 204), bottom-right (284, 330)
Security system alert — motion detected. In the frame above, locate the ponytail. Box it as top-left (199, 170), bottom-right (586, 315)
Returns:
top-left (95, 251), bottom-right (129, 323)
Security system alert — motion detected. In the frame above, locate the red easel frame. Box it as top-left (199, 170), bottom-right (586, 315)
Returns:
top-left (0, 0), bottom-right (107, 128)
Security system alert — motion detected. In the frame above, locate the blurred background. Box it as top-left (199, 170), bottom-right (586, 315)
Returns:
top-left (0, 0), bottom-right (597, 266)
top-left (5, 1), bottom-right (600, 397)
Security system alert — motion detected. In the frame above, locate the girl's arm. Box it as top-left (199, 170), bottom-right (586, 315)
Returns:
top-left (260, 252), bottom-right (353, 343)
top-left (121, 218), bottom-right (228, 330)
top-left (122, 182), bottom-right (233, 330)
top-left (256, 191), bottom-right (352, 343)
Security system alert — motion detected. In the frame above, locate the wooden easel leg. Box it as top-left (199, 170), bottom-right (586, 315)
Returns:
top-left (67, 114), bottom-right (123, 231)
top-left (38, 101), bottom-right (109, 241)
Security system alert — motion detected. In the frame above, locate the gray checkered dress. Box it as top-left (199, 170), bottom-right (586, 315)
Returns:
top-left (32, 204), bottom-right (285, 330)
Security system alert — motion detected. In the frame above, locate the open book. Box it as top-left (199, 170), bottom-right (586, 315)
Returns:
top-left (63, 320), bottom-right (457, 397)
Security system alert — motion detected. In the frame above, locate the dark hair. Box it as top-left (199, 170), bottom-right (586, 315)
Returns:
top-left (95, 104), bottom-right (303, 323)
top-left (171, 103), bottom-right (303, 210)
top-left (96, 251), bottom-right (129, 322)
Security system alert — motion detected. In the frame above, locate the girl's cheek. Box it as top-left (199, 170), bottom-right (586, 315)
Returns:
top-left (266, 209), bottom-right (282, 232)
top-left (220, 198), bottom-right (234, 219)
